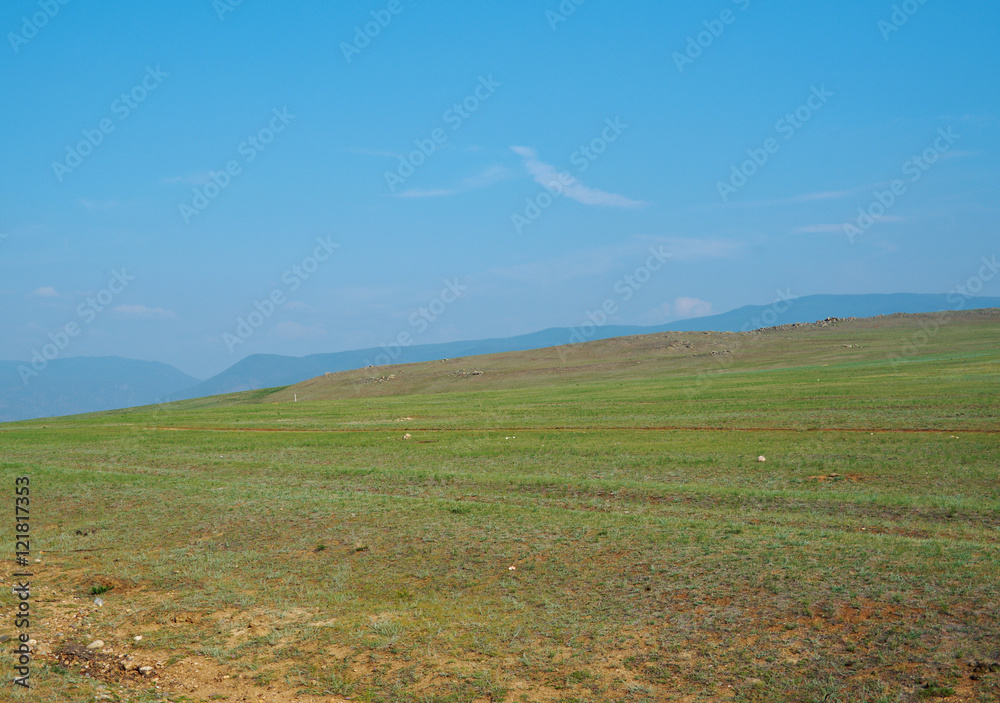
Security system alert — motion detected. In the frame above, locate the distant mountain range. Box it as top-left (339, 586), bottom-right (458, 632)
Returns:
top-left (0, 357), bottom-right (198, 424)
top-left (2, 293), bottom-right (998, 422)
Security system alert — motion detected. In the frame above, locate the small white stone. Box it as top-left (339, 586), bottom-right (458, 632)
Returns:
top-left (86, 640), bottom-right (104, 650)
top-left (757, 456), bottom-right (766, 462)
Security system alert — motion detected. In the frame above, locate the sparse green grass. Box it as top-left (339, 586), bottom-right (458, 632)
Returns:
top-left (2, 312), bottom-right (999, 701)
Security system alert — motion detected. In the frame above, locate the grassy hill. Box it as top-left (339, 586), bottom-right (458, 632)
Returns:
top-left (2, 310), bottom-right (998, 702)
top-left (172, 293), bottom-right (1000, 400)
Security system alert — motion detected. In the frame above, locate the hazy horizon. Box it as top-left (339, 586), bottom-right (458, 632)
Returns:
top-left (3, 1), bottom-right (998, 379)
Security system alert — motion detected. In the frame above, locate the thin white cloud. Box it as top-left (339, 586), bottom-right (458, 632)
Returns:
top-left (493, 247), bottom-right (630, 283)
top-left (729, 190), bottom-right (854, 208)
top-left (794, 224), bottom-right (844, 234)
top-left (31, 286), bottom-right (59, 298)
top-left (511, 146), bottom-right (647, 208)
top-left (938, 150), bottom-right (978, 161)
top-left (77, 198), bottom-right (144, 212)
top-left (793, 191), bottom-right (852, 202)
top-left (492, 236), bottom-right (738, 283)
top-left (673, 297), bottom-right (713, 319)
top-left (162, 172), bottom-right (213, 186)
top-left (396, 188), bottom-right (461, 198)
top-left (349, 147), bottom-right (404, 158)
top-left (114, 305), bottom-right (177, 320)
top-left (268, 321), bottom-right (327, 340)
top-left (794, 215), bottom-right (905, 234)
top-left (394, 165), bottom-right (514, 199)
top-left (637, 235), bottom-right (743, 261)
top-left (460, 165), bottom-right (512, 189)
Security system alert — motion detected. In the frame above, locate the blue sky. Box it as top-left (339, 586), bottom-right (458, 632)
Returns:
top-left (1, 0), bottom-right (998, 379)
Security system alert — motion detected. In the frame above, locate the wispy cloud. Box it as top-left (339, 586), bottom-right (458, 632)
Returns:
top-left (637, 235), bottom-right (743, 261)
top-left (492, 236), bottom-right (738, 283)
top-left (349, 147), bottom-right (404, 158)
top-left (794, 224), bottom-right (844, 234)
top-left (939, 150), bottom-right (978, 161)
top-left (460, 165), bottom-right (511, 189)
top-left (396, 188), bottom-right (461, 199)
top-left (673, 297), bottom-right (714, 319)
top-left (114, 304), bottom-right (177, 320)
top-left (78, 198), bottom-right (138, 212)
top-left (31, 286), bottom-right (59, 298)
top-left (511, 146), bottom-right (647, 208)
top-left (794, 215), bottom-right (904, 234)
top-left (394, 165), bottom-right (514, 199)
top-left (162, 173), bottom-right (213, 186)
top-left (268, 321), bottom-right (327, 340)
top-left (728, 190), bottom-right (854, 208)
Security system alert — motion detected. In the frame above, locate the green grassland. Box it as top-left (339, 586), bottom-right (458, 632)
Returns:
top-left (1, 310), bottom-right (999, 702)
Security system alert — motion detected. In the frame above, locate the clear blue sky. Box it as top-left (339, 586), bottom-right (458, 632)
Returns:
top-left (2, 0), bottom-right (998, 379)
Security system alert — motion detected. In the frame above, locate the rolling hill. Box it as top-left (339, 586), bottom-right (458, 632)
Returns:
top-left (175, 292), bottom-right (1000, 399)
top-left (4, 309), bottom-right (998, 702)
top-left (3, 292), bottom-right (997, 422)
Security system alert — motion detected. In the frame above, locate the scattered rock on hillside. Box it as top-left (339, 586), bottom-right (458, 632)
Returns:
top-left (454, 369), bottom-right (484, 378)
top-left (753, 316), bottom-right (858, 334)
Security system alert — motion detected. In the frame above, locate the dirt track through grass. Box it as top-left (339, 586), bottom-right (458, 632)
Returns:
top-left (2, 312), bottom-right (998, 702)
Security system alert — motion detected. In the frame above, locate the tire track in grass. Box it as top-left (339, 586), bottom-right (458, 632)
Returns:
top-left (132, 426), bottom-right (1000, 434)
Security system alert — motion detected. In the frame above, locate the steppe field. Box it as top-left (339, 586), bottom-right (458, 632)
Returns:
top-left (2, 310), bottom-right (999, 703)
